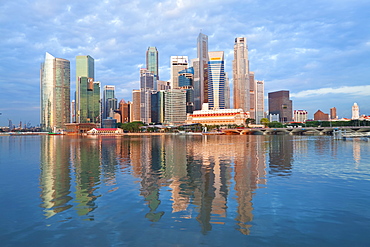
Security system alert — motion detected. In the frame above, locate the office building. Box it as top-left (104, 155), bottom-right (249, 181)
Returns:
top-left (75, 55), bottom-right (97, 123)
top-left (164, 89), bottom-right (187, 124)
top-left (151, 91), bottom-right (165, 124)
top-left (352, 103), bottom-right (360, 119)
top-left (191, 58), bottom-right (201, 110)
top-left (76, 77), bottom-right (101, 123)
top-left (178, 67), bottom-right (195, 114)
top-left (118, 99), bottom-right (130, 123)
top-left (314, 110), bottom-right (329, 121)
top-left (102, 85), bottom-right (117, 120)
top-left (208, 51), bottom-right (225, 110)
top-left (197, 32), bottom-right (209, 107)
top-left (170, 56), bottom-right (188, 89)
top-left (249, 72), bottom-right (256, 119)
top-left (140, 68), bottom-right (155, 123)
top-left (146, 46), bottom-right (159, 80)
top-left (40, 52), bottom-right (70, 132)
top-left (330, 107), bottom-right (337, 120)
top-left (233, 37), bottom-right (250, 113)
top-left (268, 90), bottom-right (292, 123)
top-left (256, 80), bottom-right (265, 124)
top-left (294, 110), bottom-right (308, 123)
top-left (224, 72), bottom-right (230, 109)
top-left (132, 90), bottom-right (141, 122)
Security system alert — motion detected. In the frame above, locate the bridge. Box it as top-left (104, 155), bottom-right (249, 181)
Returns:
top-left (221, 126), bottom-right (370, 135)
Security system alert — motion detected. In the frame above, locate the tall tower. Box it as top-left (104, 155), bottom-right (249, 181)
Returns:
top-left (146, 47), bottom-right (159, 80)
top-left (102, 85), bottom-right (117, 120)
top-left (140, 68), bottom-right (155, 123)
top-left (197, 32), bottom-right (209, 107)
top-left (170, 56), bottom-right (188, 89)
top-left (224, 72), bottom-right (230, 109)
top-left (352, 103), bottom-right (360, 119)
top-left (256, 80), bottom-right (265, 123)
top-left (75, 55), bottom-right (96, 123)
top-left (233, 37), bottom-right (250, 113)
top-left (40, 52), bottom-right (70, 132)
top-left (208, 51), bottom-right (225, 110)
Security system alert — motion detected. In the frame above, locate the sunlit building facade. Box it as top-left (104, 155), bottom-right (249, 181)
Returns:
top-left (164, 89), bottom-right (187, 124)
top-left (294, 110), bottom-right (308, 123)
top-left (170, 56), bottom-right (188, 89)
top-left (102, 85), bottom-right (117, 120)
top-left (186, 107), bottom-right (250, 126)
top-left (40, 52), bottom-right (70, 132)
top-left (208, 51), bottom-right (225, 110)
top-left (256, 80), bottom-right (265, 123)
top-left (146, 46), bottom-right (159, 80)
top-left (352, 103), bottom-right (360, 120)
top-left (76, 77), bottom-right (101, 123)
top-left (197, 32), bottom-right (209, 108)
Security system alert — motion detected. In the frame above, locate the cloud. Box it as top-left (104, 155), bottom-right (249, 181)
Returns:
top-left (291, 85), bottom-right (370, 98)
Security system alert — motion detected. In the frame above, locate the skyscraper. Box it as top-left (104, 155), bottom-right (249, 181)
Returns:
top-left (352, 103), bottom-right (360, 119)
top-left (224, 72), bottom-right (231, 109)
top-left (76, 77), bottom-right (100, 123)
top-left (197, 32), bottom-right (209, 107)
top-left (40, 52), bottom-right (70, 132)
top-left (330, 107), bottom-right (337, 120)
top-left (102, 85), bottom-right (117, 120)
top-left (75, 55), bottom-right (97, 123)
top-left (268, 90), bottom-right (292, 123)
top-left (208, 51), bottom-right (225, 110)
top-left (140, 68), bottom-right (155, 123)
top-left (256, 80), bottom-right (265, 123)
top-left (233, 37), bottom-right (250, 113)
top-left (146, 47), bottom-right (159, 80)
top-left (164, 89), bottom-right (187, 124)
top-left (170, 56), bottom-right (188, 89)
top-left (132, 90), bottom-right (141, 122)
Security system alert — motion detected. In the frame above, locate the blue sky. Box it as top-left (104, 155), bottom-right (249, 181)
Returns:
top-left (1, 0), bottom-right (370, 127)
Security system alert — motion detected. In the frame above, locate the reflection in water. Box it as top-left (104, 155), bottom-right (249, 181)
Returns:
top-left (40, 136), bottom-right (72, 218)
top-left (38, 135), bottom-right (302, 234)
top-left (268, 135), bottom-right (293, 176)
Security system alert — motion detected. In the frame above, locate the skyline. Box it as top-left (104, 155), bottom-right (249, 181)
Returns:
top-left (1, 0), bottom-right (370, 126)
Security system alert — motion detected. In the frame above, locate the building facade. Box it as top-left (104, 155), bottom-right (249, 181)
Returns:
top-left (76, 77), bottom-right (100, 123)
top-left (268, 90), bottom-right (293, 123)
top-left (255, 80), bottom-right (265, 124)
top-left (118, 99), bottom-right (130, 123)
top-left (233, 37), bottom-right (250, 113)
top-left (132, 90), bottom-right (141, 122)
top-left (102, 85), bottom-right (117, 120)
top-left (294, 110), bottom-right (308, 123)
top-left (186, 108), bottom-right (250, 126)
top-left (164, 89), bottom-right (187, 124)
top-left (40, 52), bottom-right (70, 132)
top-left (146, 46), bottom-right (159, 80)
top-left (208, 51), bottom-right (225, 110)
top-left (140, 68), bottom-right (155, 123)
top-left (197, 32), bottom-right (209, 108)
top-left (170, 56), bottom-right (188, 89)
top-left (330, 107), bottom-right (337, 120)
top-left (314, 110), bottom-right (329, 121)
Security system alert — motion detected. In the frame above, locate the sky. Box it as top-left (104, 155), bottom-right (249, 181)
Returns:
top-left (1, 0), bottom-right (370, 127)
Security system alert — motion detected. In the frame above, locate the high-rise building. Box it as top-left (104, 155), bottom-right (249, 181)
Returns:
top-left (140, 68), bottom-right (155, 123)
top-left (40, 52), bottom-right (70, 132)
top-left (178, 67), bottom-right (195, 114)
top-left (76, 77), bottom-right (101, 123)
top-left (164, 89), bottom-right (187, 124)
top-left (224, 72), bottom-right (230, 109)
top-left (197, 32), bottom-right (209, 107)
top-left (191, 58), bottom-right (201, 110)
top-left (255, 80), bottom-right (265, 124)
top-left (151, 90), bottom-right (165, 124)
top-left (75, 55), bottom-right (97, 123)
top-left (118, 99), bottom-right (130, 123)
top-left (294, 110), bottom-right (308, 123)
top-left (170, 56), bottom-right (188, 89)
top-left (233, 37), bottom-right (250, 113)
top-left (249, 72), bottom-right (256, 119)
top-left (268, 90), bottom-right (292, 123)
top-left (352, 103), bottom-right (360, 119)
top-left (146, 47), bottom-right (159, 80)
top-left (330, 107), bottom-right (337, 120)
top-left (208, 51), bottom-right (225, 110)
top-left (132, 90), bottom-right (141, 122)
top-left (102, 85), bottom-right (117, 120)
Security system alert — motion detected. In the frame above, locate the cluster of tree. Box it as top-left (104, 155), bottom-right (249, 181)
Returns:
top-left (117, 121), bottom-right (144, 132)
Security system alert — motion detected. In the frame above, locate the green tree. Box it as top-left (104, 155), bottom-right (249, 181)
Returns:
top-left (245, 118), bottom-right (255, 127)
top-left (260, 118), bottom-right (269, 127)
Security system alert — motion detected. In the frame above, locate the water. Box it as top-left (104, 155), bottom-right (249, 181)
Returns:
top-left (0, 135), bottom-right (369, 246)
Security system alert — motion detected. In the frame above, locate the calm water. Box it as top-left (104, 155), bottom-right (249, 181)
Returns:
top-left (0, 134), bottom-right (369, 246)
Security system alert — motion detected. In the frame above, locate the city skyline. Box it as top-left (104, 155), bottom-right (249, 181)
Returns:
top-left (1, 0), bottom-right (370, 126)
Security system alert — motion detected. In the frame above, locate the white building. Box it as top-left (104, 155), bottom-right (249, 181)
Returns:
top-left (164, 89), bottom-right (187, 124)
top-left (352, 103), bottom-right (360, 119)
top-left (294, 110), bottom-right (308, 123)
top-left (170, 56), bottom-right (188, 89)
top-left (208, 51), bottom-right (225, 110)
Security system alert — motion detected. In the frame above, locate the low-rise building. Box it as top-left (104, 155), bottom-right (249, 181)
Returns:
top-left (186, 108), bottom-right (250, 126)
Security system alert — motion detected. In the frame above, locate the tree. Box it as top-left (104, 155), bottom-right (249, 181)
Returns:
top-left (260, 118), bottom-right (269, 127)
top-left (245, 118), bottom-right (255, 127)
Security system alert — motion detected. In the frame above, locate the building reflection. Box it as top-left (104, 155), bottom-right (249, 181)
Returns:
top-left (39, 136), bottom-right (73, 218)
top-left (268, 135), bottom-right (293, 176)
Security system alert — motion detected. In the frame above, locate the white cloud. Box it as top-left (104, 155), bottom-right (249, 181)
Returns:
top-left (291, 85), bottom-right (370, 98)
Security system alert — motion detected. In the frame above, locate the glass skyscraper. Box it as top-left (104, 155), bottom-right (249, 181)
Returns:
top-left (208, 51), bottom-right (225, 110)
top-left (75, 55), bottom-right (99, 123)
top-left (102, 85), bottom-right (117, 119)
top-left (197, 32), bottom-right (209, 108)
top-left (40, 52), bottom-right (70, 132)
top-left (146, 47), bottom-right (159, 80)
